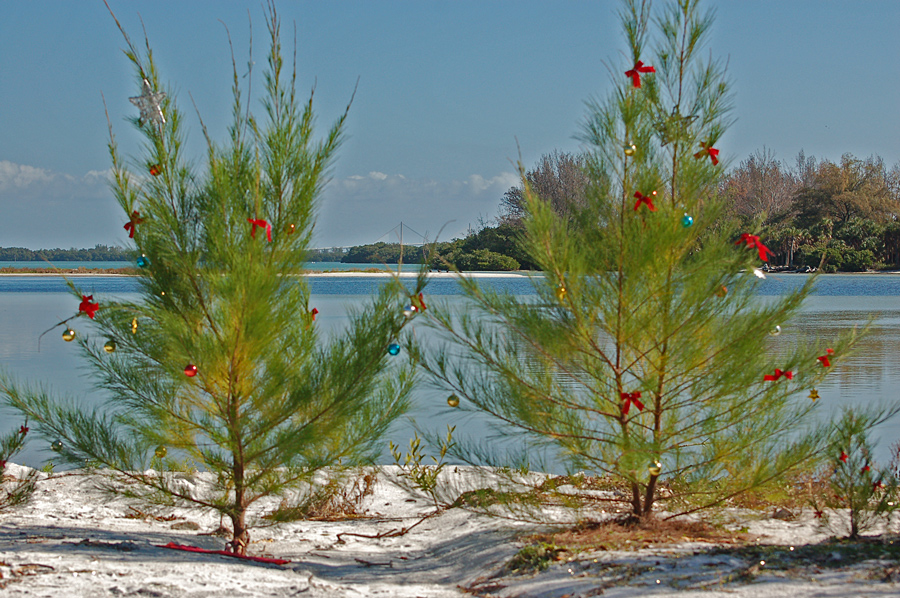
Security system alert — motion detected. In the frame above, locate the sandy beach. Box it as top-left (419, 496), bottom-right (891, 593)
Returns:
top-left (2, 463), bottom-right (899, 597)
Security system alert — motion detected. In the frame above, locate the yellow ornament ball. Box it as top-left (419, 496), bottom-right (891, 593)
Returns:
top-left (62, 328), bottom-right (76, 342)
top-left (447, 395), bottom-right (460, 408)
top-left (555, 286), bottom-right (567, 301)
top-left (624, 144), bottom-right (637, 156)
top-left (154, 446), bottom-right (167, 459)
top-left (103, 340), bottom-right (117, 353)
top-left (648, 461), bottom-right (662, 476)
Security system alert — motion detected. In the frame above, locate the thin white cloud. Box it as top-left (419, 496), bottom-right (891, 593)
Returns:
top-left (315, 171), bottom-right (519, 247)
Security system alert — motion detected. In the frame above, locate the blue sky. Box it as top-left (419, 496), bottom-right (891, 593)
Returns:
top-left (1, 1), bottom-right (898, 250)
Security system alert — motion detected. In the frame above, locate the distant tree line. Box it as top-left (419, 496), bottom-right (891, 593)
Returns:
top-left (0, 244), bottom-right (129, 262)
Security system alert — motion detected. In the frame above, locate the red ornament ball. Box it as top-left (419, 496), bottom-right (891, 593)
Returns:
top-left (184, 364), bottom-right (198, 377)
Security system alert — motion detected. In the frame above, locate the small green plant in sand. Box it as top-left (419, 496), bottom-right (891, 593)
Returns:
top-left (390, 426), bottom-right (455, 507)
top-left (811, 409), bottom-right (900, 538)
top-left (0, 422), bottom-right (37, 511)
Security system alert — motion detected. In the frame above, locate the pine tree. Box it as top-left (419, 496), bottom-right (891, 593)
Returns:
top-left (416, 0), bottom-right (858, 519)
top-left (0, 422), bottom-right (36, 512)
top-left (1, 6), bottom-right (423, 553)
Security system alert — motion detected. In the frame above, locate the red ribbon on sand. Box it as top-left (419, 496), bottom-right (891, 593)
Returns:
top-left (157, 542), bottom-right (290, 565)
top-left (625, 61), bottom-right (655, 88)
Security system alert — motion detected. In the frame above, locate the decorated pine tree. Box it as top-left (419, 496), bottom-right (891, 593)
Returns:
top-left (1, 8), bottom-right (424, 553)
top-left (417, 0), bottom-right (858, 519)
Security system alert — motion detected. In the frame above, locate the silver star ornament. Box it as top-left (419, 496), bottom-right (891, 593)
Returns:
top-left (129, 79), bottom-right (166, 125)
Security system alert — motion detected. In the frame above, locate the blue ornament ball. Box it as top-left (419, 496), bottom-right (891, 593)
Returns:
top-left (681, 214), bottom-right (694, 228)
top-left (388, 343), bottom-right (401, 356)
top-left (136, 255), bottom-right (150, 268)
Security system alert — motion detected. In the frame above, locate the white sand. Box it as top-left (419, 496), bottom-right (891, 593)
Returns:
top-left (2, 464), bottom-right (898, 597)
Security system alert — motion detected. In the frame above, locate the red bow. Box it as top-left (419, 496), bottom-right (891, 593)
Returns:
top-left (248, 218), bottom-right (272, 242)
top-left (311, 307), bottom-right (319, 321)
top-left (124, 211), bottom-right (144, 239)
top-left (735, 233), bottom-right (773, 262)
top-left (625, 60), bottom-right (655, 88)
top-left (19, 425), bottom-right (28, 435)
top-left (693, 142), bottom-right (719, 166)
top-left (633, 191), bottom-right (657, 212)
top-left (79, 295), bottom-right (99, 319)
top-left (861, 464), bottom-right (871, 473)
top-left (410, 292), bottom-right (427, 312)
top-left (763, 368), bottom-right (793, 382)
top-left (817, 348), bottom-right (834, 367)
top-left (620, 391), bottom-right (644, 415)
top-left (839, 451), bottom-right (848, 463)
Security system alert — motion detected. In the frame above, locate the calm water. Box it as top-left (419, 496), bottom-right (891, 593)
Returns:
top-left (0, 261), bottom-right (424, 272)
top-left (2, 273), bottom-right (899, 469)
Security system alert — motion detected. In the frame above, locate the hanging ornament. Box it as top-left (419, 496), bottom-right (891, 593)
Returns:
top-left (154, 446), bottom-right (167, 459)
top-left (808, 389), bottom-right (820, 401)
top-left (624, 60), bottom-right (655, 88)
top-left (310, 308), bottom-right (319, 321)
top-left (735, 233), bottom-right (773, 262)
top-left (403, 305), bottom-right (416, 317)
top-left (124, 211), bottom-right (144, 239)
top-left (103, 340), bottom-right (117, 353)
top-left (79, 295), bottom-right (99, 319)
top-left (769, 325), bottom-right (782, 336)
top-left (247, 218), bottom-right (273, 242)
top-left (764, 368), bottom-right (793, 381)
top-left (693, 142), bottom-right (720, 166)
top-left (136, 254), bottom-right (150, 268)
top-left (149, 164), bottom-right (162, 176)
top-left (817, 349), bottom-right (834, 367)
top-left (714, 285), bottom-right (728, 298)
top-left (648, 461), bottom-right (662, 476)
top-left (624, 143), bottom-right (637, 156)
top-left (388, 343), bottom-right (401, 356)
top-left (129, 78), bottom-right (166, 125)
top-left (447, 394), bottom-right (460, 408)
top-left (184, 364), bottom-right (198, 377)
top-left (633, 191), bottom-right (657, 212)
top-left (286, 223), bottom-right (296, 235)
top-left (839, 451), bottom-right (849, 463)
top-left (681, 214), bottom-right (694, 228)
top-left (131, 318), bottom-right (138, 334)
top-left (62, 328), bottom-right (76, 342)
top-left (555, 286), bottom-right (567, 301)
top-left (620, 391), bottom-right (644, 415)
top-left (50, 439), bottom-right (63, 452)
top-left (862, 464), bottom-right (871, 473)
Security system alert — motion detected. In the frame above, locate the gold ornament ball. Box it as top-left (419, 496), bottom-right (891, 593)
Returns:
top-left (714, 285), bottom-right (728, 298)
top-left (62, 328), bottom-right (76, 342)
top-left (769, 325), bottom-right (782, 336)
top-left (154, 446), bottom-right (167, 459)
top-left (555, 286), bottom-right (567, 301)
top-left (624, 144), bottom-right (637, 156)
top-left (103, 340), bottom-right (117, 353)
top-left (648, 461), bottom-right (662, 476)
top-left (131, 318), bottom-right (139, 334)
top-left (447, 395), bottom-right (460, 408)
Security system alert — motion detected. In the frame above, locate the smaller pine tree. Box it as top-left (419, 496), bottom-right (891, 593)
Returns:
top-left (1, 6), bottom-right (425, 554)
top-left (0, 422), bottom-right (36, 512)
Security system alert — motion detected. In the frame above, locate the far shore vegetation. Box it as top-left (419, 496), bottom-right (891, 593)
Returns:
top-left (6, 148), bottom-right (900, 273)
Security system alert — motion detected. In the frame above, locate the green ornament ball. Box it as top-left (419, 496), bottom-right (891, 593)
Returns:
top-left (388, 343), bottom-right (401, 356)
top-left (50, 439), bottom-right (63, 452)
top-left (136, 255), bottom-right (150, 268)
top-left (681, 214), bottom-right (694, 228)
top-left (154, 446), bottom-right (167, 459)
